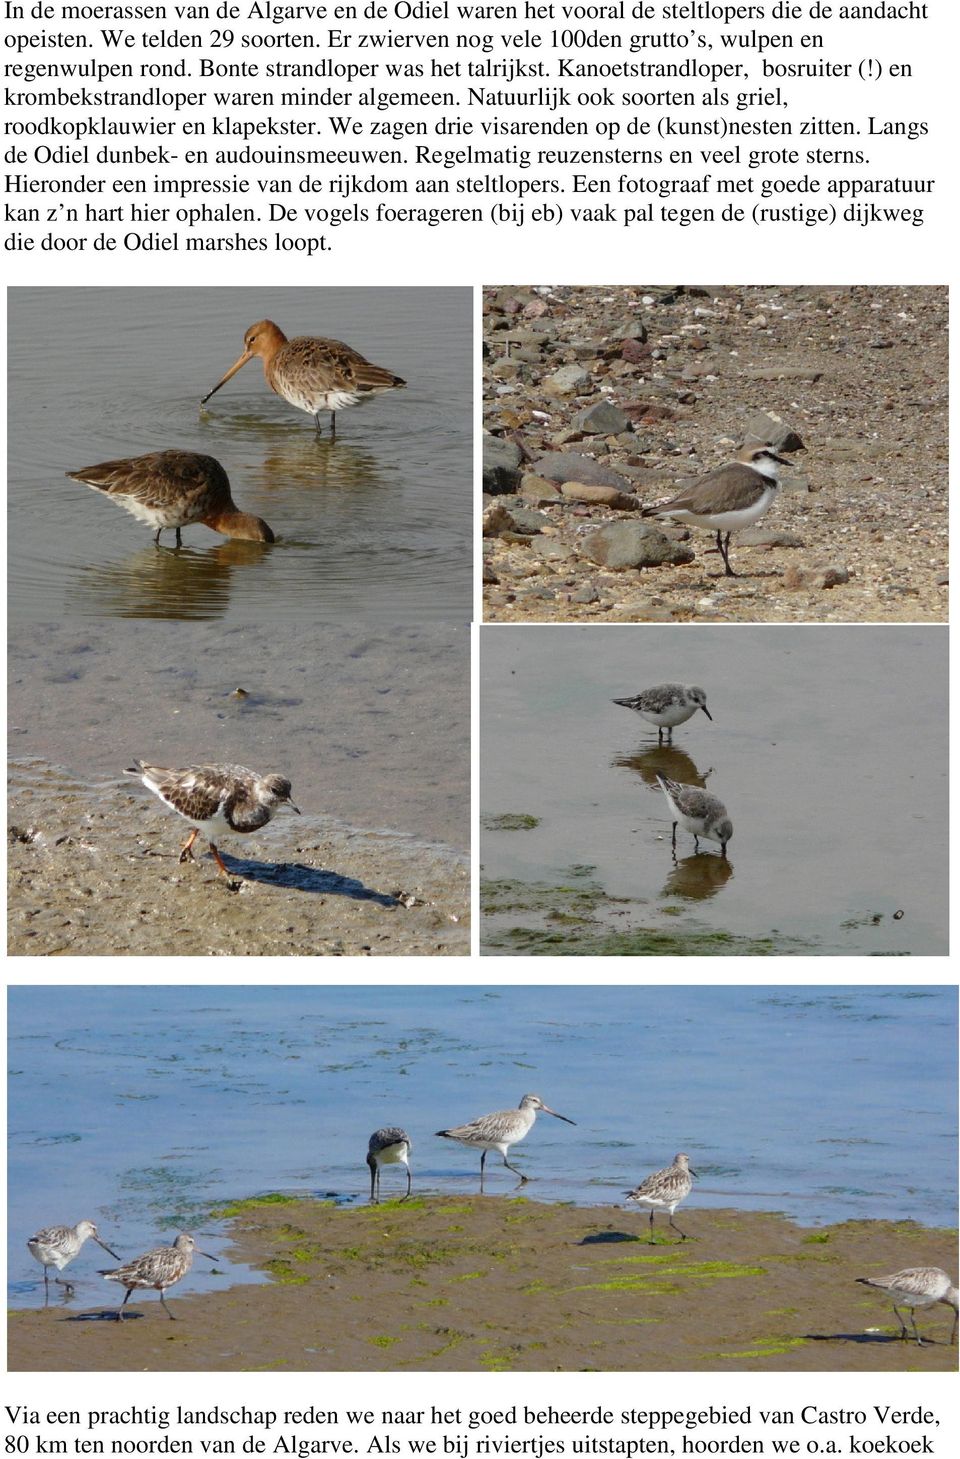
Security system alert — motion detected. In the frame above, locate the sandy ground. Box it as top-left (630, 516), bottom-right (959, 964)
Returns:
top-left (7, 768), bottom-right (468, 957)
top-left (482, 285), bottom-right (947, 624)
top-left (8, 1196), bottom-right (957, 1372)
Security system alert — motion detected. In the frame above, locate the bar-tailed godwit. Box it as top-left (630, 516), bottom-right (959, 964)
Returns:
top-left (100, 1233), bottom-right (216, 1321)
top-left (200, 320), bottom-right (406, 438)
top-left (436, 1093), bottom-right (575, 1191)
top-left (67, 450), bottom-right (274, 545)
top-left (367, 1128), bottom-right (412, 1203)
top-left (27, 1221), bottom-right (120, 1300)
top-left (856, 1267), bottom-right (959, 1345)
top-left (625, 1152), bottom-right (697, 1242)
top-left (124, 761), bottom-right (300, 877)
top-left (613, 684), bottom-right (712, 743)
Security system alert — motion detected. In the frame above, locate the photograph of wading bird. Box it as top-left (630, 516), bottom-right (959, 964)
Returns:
top-left (67, 450), bottom-right (275, 546)
top-left (626, 1153), bottom-right (697, 1243)
top-left (856, 1267), bottom-right (960, 1346)
top-left (641, 443), bottom-right (791, 577)
top-left (366, 1128), bottom-right (413, 1204)
top-left (100, 1233), bottom-right (217, 1322)
top-left (655, 772), bottom-right (733, 857)
top-left (27, 1221), bottom-right (120, 1301)
top-left (124, 760), bottom-right (300, 878)
top-left (612, 683), bottom-right (712, 743)
top-left (436, 1093), bottom-right (576, 1191)
top-left (200, 319), bottom-right (407, 437)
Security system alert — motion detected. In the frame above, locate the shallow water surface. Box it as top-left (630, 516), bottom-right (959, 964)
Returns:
top-left (7, 985), bottom-right (956, 1309)
top-left (8, 286), bottom-right (470, 622)
top-left (480, 626), bottom-right (948, 955)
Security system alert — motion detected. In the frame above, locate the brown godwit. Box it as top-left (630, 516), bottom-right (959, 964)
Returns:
top-left (123, 760), bottom-right (300, 877)
top-left (67, 450), bottom-right (274, 546)
top-left (100, 1233), bottom-right (217, 1321)
top-left (625, 1153), bottom-right (698, 1242)
top-left (436, 1093), bottom-right (576, 1191)
top-left (366, 1128), bottom-right (413, 1203)
top-left (200, 319), bottom-right (406, 437)
top-left (27, 1221), bottom-right (120, 1302)
top-left (856, 1267), bottom-right (960, 1346)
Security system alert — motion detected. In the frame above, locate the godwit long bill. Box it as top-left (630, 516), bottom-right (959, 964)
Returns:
top-left (200, 320), bottom-right (406, 438)
top-left (436, 1093), bottom-right (576, 1191)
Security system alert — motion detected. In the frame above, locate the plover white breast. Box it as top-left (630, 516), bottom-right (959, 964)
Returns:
top-left (626, 1152), bottom-right (697, 1243)
top-left (124, 760), bottom-right (300, 877)
top-left (655, 772), bottom-right (732, 856)
top-left (436, 1093), bottom-right (576, 1191)
top-left (100, 1232), bottom-right (217, 1322)
top-left (856, 1266), bottom-right (959, 1346)
top-left (641, 443), bottom-right (790, 577)
top-left (612, 683), bottom-right (712, 743)
top-left (27, 1220), bottom-right (120, 1299)
top-left (367, 1128), bottom-right (413, 1203)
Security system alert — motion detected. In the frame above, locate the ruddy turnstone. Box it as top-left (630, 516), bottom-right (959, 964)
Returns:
top-left (613, 683), bottom-right (712, 743)
top-left (856, 1267), bottom-right (959, 1346)
top-left (200, 319), bottom-right (406, 438)
top-left (367, 1128), bottom-right (413, 1204)
top-left (626, 1152), bottom-right (697, 1242)
top-left (100, 1232), bottom-right (217, 1321)
top-left (436, 1093), bottom-right (576, 1191)
top-left (67, 450), bottom-right (274, 546)
top-left (124, 760), bottom-right (300, 875)
top-left (641, 443), bottom-right (790, 577)
top-left (27, 1220), bottom-right (120, 1298)
top-left (655, 772), bottom-right (733, 856)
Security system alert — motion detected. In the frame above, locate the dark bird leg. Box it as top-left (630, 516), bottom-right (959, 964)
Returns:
top-left (480, 1149), bottom-right (486, 1193)
top-left (209, 843), bottom-right (231, 877)
top-left (369, 1164), bottom-right (377, 1203)
top-left (658, 726), bottom-right (665, 744)
top-left (55, 1276), bottom-right (75, 1292)
top-left (179, 828), bottom-right (200, 863)
top-left (117, 1288), bottom-right (133, 1321)
top-left (716, 530), bottom-right (737, 577)
top-left (42, 1267), bottom-right (50, 1305)
top-left (330, 411), bottom-right (337, 440)
top-left (175, 527), bottom-right (182, 548)
top-left (892, 1304), bottom-right (909, 1340)
top-left (671, 823), bottom-right (677, 850)
top-left (403, 1166), bottom-right (412, 1201)
top-left (153, 527), bottom-right (163, 546)
top-left (669, 1213), bottom-right (689, 1241)
top-left (648, 1211), bottom-right (656, 1244)
top-left (694, 834), bottom-right (701, 852)
top-left (159, 1290), bottom-right (176, 1321)
top-left (504, 1154), bottom-right (528, 1182)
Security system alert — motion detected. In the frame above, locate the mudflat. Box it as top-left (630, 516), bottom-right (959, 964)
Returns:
top-left (8, 1196), bottom-right (957, 1372)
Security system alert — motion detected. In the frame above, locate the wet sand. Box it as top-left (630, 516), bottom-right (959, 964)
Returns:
top-left (8, 1196), bottom-right (957, 1372)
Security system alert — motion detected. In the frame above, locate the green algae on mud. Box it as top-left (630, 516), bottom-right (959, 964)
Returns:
top-left (481, 813), bottom-right (541, 832)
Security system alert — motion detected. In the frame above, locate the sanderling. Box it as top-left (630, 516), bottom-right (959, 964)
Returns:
top-left (67, 450), bottom-right (274, 546)
top-left (626, 1153), bottom-right (697, 1242)
top-left (27, 1221), bottom-right (120, 1299)
top-left (641, 443), bottom-right (790, 577)
top-left (200, 320), bottom-right (406, 438)
top-left (100, 1232), bottom-right (216, 1321)
top-left (367, 1128), bottom-right (413, 1203)
top-left (613, 683), bottom-right (712, 743)
top-left (124, 760), bottom-right (300, 876)
top-left (655, 772), bottom-right (732, 856)
top-left (856, 1267), bottom-right (959, 1346)
top-left (436, 1093), bottom-right (576, 1191)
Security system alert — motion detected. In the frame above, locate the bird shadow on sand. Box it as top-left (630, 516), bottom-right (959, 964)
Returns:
top-left (64, 1309), bottom-right (145, 1322)
top-left (218, 852), bottom-right (399, 905)
top-left (578, 1231), bottom-right (642, 1246)
top-left (804, 1331), bottom-right (950, 1346)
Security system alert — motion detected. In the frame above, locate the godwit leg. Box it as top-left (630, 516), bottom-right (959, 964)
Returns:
top-left (330, 411), bottom-right (337, 439)
top-left (117, 1288), bottom-right (133, 1321)
top-left (503, 1154), bottom-right (528, 1182)
top-left (175, 527), bottom-right (183, 548)
top-left (671, 823), bottom-right (677, 850)
top-left (153, 527), bottom-right (163, 546)
top-left (480, 1150), bottom-right (486, 1193)
top-left (648, 1211), bottom-right (657, 1244)
top-left (403, 1166), bottom-right (412, 1200)
top-left (179, 828), bottom-right (200, 863)
top-left (42, 1267), bottom-right (50, 1305)
top-left (370, 1165), bottom-right (378, 1203)
top-left (208, 843), bottom-right (232, 877)
top-left (159, 1290), bottom-right (176, 1321)
top-left (669, 1213), bottom-right (689, 1241)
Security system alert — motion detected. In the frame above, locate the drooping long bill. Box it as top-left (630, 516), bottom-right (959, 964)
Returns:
top-left (200, 348), bottom-right (254, 406)
top-left (543, 1104), bottom-right (576, 1124)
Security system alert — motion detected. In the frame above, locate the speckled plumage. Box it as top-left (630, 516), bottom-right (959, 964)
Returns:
top-left (367, 1127), bottom-right (412, 1203)
top-left (101, 1232), bottom-right (216, 1321)
top-left (856, 1267), bottom-right (959, 1345)
top-left (27, 1220), bottom-right (120, 1298)
top-left (436, 1093), bottom-right (576, 1190)
top-left (613, 683), bottom-right (711, 742)
top-left (656, 773), bottom-right (733, 856)
top-left (626, 1153), bottom-right (697, 1242)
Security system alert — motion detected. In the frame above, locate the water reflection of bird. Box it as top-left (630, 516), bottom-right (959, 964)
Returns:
top-left (67, 451), bottom-right (274, 545)
top-left (612, 746), bottom-right (709, 790)
top-left (252, 440), bottom-right (390, 497)
top-left (200, 319), bottom-right (406, 438)
top-left (662, 851), bottom-right (734, 902)
top-left (65, 540), bottom-right (271, 621)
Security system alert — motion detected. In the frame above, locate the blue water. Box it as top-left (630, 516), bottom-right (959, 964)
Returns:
top-left (7, 985), bottom-right (956, 1309)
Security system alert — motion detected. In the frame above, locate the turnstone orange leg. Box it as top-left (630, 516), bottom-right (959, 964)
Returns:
top-left (179, 828), bottom-right (199, 863)
top-left (209, 843), bottom-right (231, 877)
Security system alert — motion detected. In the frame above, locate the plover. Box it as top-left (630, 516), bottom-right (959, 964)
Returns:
top-left (436, 1093), bottom-right (576, 1191)
top-left (67, 450), bottom-right (274, 546)
top-left (626, 1153), bottom-right (697, 1242)
top-left (641, 443), bottom-right (790, 577)
top-left (27, 1220), bottom-right (120, 1299)
top-left (124, 760), bottom-right (300, 876)
top-left (655, 772), bottom-right (732, 856)
top-left (613, 683), bottom-right (712, 743)
top-left (367, 1128), bottom-right (413, 1203)
top-left (100, 1232), bottom-right (216, 1321)
top-left (200, 320), bottom-right (406, 438)
top-left (856, 1267), bottom-right (959, 1346)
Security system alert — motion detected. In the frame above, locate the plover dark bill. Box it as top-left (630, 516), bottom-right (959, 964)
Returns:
top-left (856, 1267), bottom-right (959, 1346)
top-left (655, 772), bottom-right (732, 856)
top-left (436, 1093), bottom-right (576, 1191)
top-left (612, 683), bottom-right (712, 743)
top-left (100, 1232), bottom-right (217, 1321)
top-left (67, 450), bottom-right (274, 546)
top-left (641, 443), bottom-right (791, 577)
top-left (626, 1153), bottom-right (697, 1243)
top-left (200, 319), bottom-right (406, 438)
top-left (27, 1221), bottom-right (120, 1300)
top-left (367, 1128), bottom-right (413, 1203)
top-left (124, 760), bottom-right (300, 876)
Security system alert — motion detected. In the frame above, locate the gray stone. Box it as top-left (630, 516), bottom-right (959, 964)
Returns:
top-left (518, 473), bottom-right (562, 504)
top-left (743, 409), bottom-right (806, 454)
top-left (573, 584), bottom-right (601, 604)
top-left (560, 482), bottom-right (640, 509)
top-left (583, 522), bottom-right (695, 570)
top-left (531, 537), bottom-right (575, 562)
top-left (571, 400), bottom-right (631, 435)
top-left (543, 364), bottom-right (590, 397)
top-left (482, 434), bottom-right (523, 495)
top-left (532, 451), bottom-right (632, 490)
top-left (509, 507), bottom-right (553, 534)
